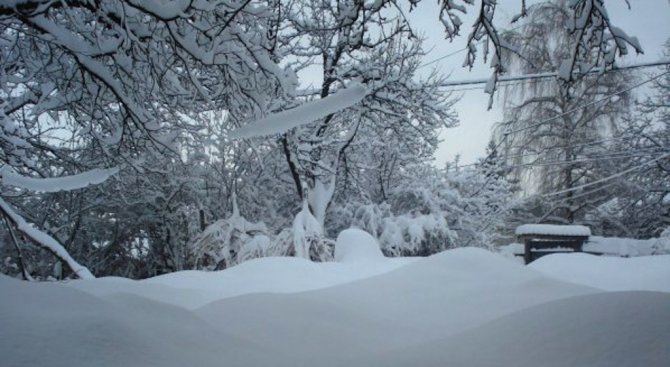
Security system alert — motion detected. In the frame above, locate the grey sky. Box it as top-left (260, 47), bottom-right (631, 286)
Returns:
top-left (293, 1), bottom-right (670, 167)
top-left (407, 0), bottom-right (670, 167)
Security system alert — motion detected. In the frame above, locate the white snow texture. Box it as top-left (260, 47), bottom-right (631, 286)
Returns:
top-left (515, 223), bottom-right (591, 236)
top-left (1, 245), bottom-right (669, 367)
top-left (229, 82), bottom-right (368, 139)
top-left (334, 228), bottom-right (384, 263)
top-left (0, 167), bottom-right (119, 192)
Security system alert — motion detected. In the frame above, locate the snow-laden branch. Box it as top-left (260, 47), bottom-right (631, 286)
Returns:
top-left (0, 197), bottom-right (94, 279)
top-left (0, 167), bottom-right (119, 192)
top-left (229, 82), bottom-right (368, 139)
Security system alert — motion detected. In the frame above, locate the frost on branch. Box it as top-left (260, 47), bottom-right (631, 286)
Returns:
top-left (0, 0), bottom-right (289, 165)
top-left (0, 166), bottom-right (120, 279)
top-left (428, 0), bottom-right (641, 104)
top-left (559, 0), bottom-right (644, 83)
top-left (0, 198), bottom-right (94, 279)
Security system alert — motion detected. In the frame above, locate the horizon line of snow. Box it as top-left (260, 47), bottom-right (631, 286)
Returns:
top-left (228, 82), bottom-right (368, 139)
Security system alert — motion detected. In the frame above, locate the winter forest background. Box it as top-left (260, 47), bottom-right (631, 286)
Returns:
top-left (0, 0), bottom-right (669, 280)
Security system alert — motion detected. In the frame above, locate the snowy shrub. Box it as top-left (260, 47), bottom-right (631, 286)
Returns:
top-left (292, 201), bottom-right (323, 259)
top-left (268, 228), bottom-right (334, 262)
top-left (652, 229), bottom-right (670, 255)
top-left (267, 201), bottom-right (334, 262)
top-left (236, 235), bottom-right (273, 264)
top-left (189, 200), bottom-right (336, 269)
top-left (379, 213), bottom-right (456, 256)
top-left (327, 188), bottom-right (459, 257)
top-left (326, 203), bottom-right (391, 239)
top-left (187, 204), bottom-right (269, 270)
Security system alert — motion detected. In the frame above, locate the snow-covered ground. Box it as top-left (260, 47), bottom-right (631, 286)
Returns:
top-left (530, 252), bottom-right (670, 292)
top-left (1, 230), bottom-right (669, 366)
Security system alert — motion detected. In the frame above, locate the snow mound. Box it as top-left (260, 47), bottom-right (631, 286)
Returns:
top-left (334, 228), bottom-right (384, 263)
top-left (585, 235), bottom-right (670, 256)
top-left (70, 255), bottom-right (416, 309)
top-left (4, 248), bottom-right (668, 367)
top-left (530, 253), bottom-right (670, 292)
top-left (196, 248), bottom-right (596, 363)
top-left (0, 276), bottom-right (280, 367)
top-left (364, 291), bottom-right (670, 367)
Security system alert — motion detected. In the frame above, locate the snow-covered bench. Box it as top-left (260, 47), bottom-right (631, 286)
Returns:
top-left (515, 224), bottom-right (591, 264)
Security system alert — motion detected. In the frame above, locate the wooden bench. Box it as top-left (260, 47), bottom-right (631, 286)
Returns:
top-left (515, 224), bottom-right (591, 264)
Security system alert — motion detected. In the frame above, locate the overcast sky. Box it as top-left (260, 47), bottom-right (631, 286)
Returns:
top-left (406, 0), bottom-right (670, 167)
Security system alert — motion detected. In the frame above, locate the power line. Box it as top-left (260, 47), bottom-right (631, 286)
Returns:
top-left (468, 151), bottom-right (670, 236)
top-left (436, 59), bottom-right (670, 88)
top-left (445, 77), bottom-right (554, 93)
top-left (418, 23), bottom-right (527, 70)
top-left (542, 152), bottom-right (670, 198)
top-left (497, 138), bottom-right (664, 164)
top-left (452, 71), bottom-right (668, 169)
top-left (419, 47), bottom-right (471, 70)
top-left (455, 146), bottom-right (665, 170)
top-left (517, 149), bottom-right (666, 169)
top-left (500, 70), bottom-right (669, 136)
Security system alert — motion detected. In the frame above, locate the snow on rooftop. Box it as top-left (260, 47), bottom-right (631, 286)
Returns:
top-left (515, 224), bottom-right (591, 237)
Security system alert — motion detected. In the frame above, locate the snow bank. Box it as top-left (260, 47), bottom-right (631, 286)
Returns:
top-left (362, 291), bottom-right (670, 367)
top-left (530, 253), bottom-right (670, 292)
top-left (515, 224), bottom-right (591, 236)
top-left (0, 275), bottom-right (281, 367)
top-left (585, 235), bottom-right (670, 256)
top-left (334, 228), bottom-right (384, 263)
top-left (70, 255), bottom-right (416, 309)
top-left (195, 248), bottom-right (596, 363)
top-left (498, 242), bottom-right (525, 261)
top-left (3, 248), bottom-right (668, 367)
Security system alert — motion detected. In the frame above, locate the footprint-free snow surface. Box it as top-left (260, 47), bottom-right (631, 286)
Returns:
top-left (1, 248), bottom-right (669, 367)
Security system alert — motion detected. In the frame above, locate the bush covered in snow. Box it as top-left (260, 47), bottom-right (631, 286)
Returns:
top-left (326, 163), bottom-right (513, 256)
top-left (188, 199), bottom-right (334, 270)
top-left (327, 200), bottom-right (456, 257)
top-left (187, 198), bottom-right (270, 270)
top-left (269, 201), bottom-right (335, 262)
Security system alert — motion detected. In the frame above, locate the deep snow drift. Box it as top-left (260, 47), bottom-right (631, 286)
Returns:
top-left (68, 253), bottom-right (416, 310)
top-left (361, 291), bottom-right (670, 367)
top-left (530, 252), bottom-right (670, 292)
top-left (1, 246), bottom-right (669, 367)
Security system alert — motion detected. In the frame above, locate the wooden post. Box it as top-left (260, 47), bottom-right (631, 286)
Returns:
top-left (523, 239), bottom-right (531, 265)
